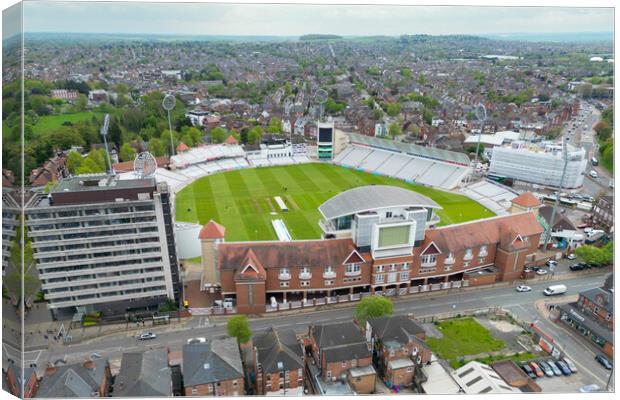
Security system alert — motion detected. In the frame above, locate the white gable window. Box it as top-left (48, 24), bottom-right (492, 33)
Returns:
top-left (422, 254), bottom-right (437, 266)
top-left (345, 264), bottom-right (361, 276)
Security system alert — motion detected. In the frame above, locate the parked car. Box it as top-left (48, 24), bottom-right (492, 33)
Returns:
top-left (529, 361), bottom-right (544, 378)
top-left (563, 357), bottom-right (578, 373)
top-left (521, 364), bottom-right (537, 380)
top-left (579, 384), bottom-right (601, 393)
top-left (536, 269), bottom-right (549, 276)
top-left (570, 263), bottom-right (585, 271)
top-left (549, 360), bottom-right (562, 376)
top-left (595, 354), bottom-right (613, 370)
top-left (187, 337), bottom-right (207, 344)
top-left (138, 332), bottom-right (157, 341)
top-left (546, 260), bottom-right (558, 267)
top-left (555, 360), bottom-right (572, 376)
top-left (516, 285), bottom-right (532, 292)
top-left (567, 253), bottom-right (576, 260)
top-left (538, 361), bottom-right (555, 377)
top-left (589, 170), bottom-right (598, 179)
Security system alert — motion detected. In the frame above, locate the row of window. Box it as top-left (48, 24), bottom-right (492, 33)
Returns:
top-left (278, 264), bottom-right (360, 278)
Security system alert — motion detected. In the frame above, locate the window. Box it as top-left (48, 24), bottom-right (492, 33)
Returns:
top-left (605, 314), bottom-right (611, 321)
top-left (345, 264), bottom-right (361, 274)
top-left (422, 254), bottom-right (436, 265)
top-left (280, 281), bottom-right (290, 288)
top-left (388, 264), bottom-right (397, 272)
top-left (324, 266), bottom-right (334, 274)
top-left (326, 370), bottom-right (332, 379)
top-left (387, 273), bottom-right (397, 283)
top-left (464, 249), bottom-right (473, 260)
top-left (375, 274), bottom-right (385, 284)
top-left (444, 264), bottom-right (452, 272)
top-left (463, 261), bottom-right (470, 268)
top-left (401, 262), bottom-right (409, 270)
top-left (407, 367), bottom-right (413, 372)
top-left (479, 245), bottom-right (488, 256)
top-left (594, 306), bottom-right (600, 314)
top-left (300, 280), bottom-right (310, 287)
top-left (280, 268), bottom-right (290, 275)
top-left (400, 272), bottom-right (409, 281)
top-left (324, 280), bottom-right (334, 286)
top-left (389, 350), bottom-right (395, 357)
top-left (232, 381), bottom-right (238, 387)
top-left (192, 388), bottom-right (198, 394)
top-left (342, 361), bottom-right (347, 367)
top-left (351, 359), bottom-right (357, 368)
top-left (298, 368), bottom-right (303, 376)
top-left (386, 211), bottom-right (393, 218)
top-left (376, 265), bottom-right (385, 273)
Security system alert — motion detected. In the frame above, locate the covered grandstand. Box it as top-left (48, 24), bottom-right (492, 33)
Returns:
top-left (334, 133), bottom-right (471, 190)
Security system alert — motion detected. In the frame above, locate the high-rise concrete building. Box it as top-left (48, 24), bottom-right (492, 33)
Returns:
top-left (489, 141), bottom-right (587, 188)
top-left (24, 174), bottom-right (180, 314)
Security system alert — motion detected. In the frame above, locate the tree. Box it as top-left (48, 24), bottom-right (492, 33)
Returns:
top-left (400, 68), bottom-right (412, 78)
top-left (67, 150), bottom-right (83, 174)
top-left (209, 127), bottom-right (228, 144)
top-left (227, 315), bottom-right (251, 344)
top-left (575, 243), bottom-right (613, 266)
top-left (119, 142), bottom-right (137, 162)
top-left (371, 108), bottom-right (384, 120)
top-left (267, 117), bottom-right (283, 134)
top-left (248, 126), bottom-right (263, 145)
top-left (75, 94), bottom-right (88, 112)
top-left (422, 108), bottom-right (433, 125)
top-left (386, 102), bottom-right (402, 117)
top-left (417, 73), bottom-right (427, 85)
top-left (148, 138), bottom-right (166, 157)
top-left (355, 296), bottom-right (393, 326)
top-left (388, 123), bottom-right (401, 140)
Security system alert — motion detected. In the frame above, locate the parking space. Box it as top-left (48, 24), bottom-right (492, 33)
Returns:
top-left (519, 358), bottom-right (593, 393)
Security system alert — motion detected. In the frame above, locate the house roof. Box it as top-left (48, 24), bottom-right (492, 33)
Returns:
top-left (218, 239), bottom-right (358, 271)
top-left (367, 315), bottom-right (425, 347)
top-left (490, 360), bottom-right (528, 387)
top-left (37, 359), bottom-right (108, 398)
top-left (319, 185), bottom-right (440, 221)
top-left (580, 287), bottom-right (613, 313)
top-left (253, 328), bottom-right (303, 374)
top-left (182, 337), bottom-right (243, 387)
top-left (199, 220), bottom-right (226, 240)
top-left (511, 192), bottom-right (541, 208)
top-left (225, 135), bottom-right (239, 145)
top-left (538, 206), bottom-right (576, 231)
top-left (112, 349), bottom-right (172, 397)
top-left (452, 361), bottom-right (520, 394)
top-left (177, 142), bottom-right (190, 153)
top-left (423, 212), bottom-right (543, 253)
top-left (234, 249), bottom-right (267, 282)
top-left (310, 322), bottom-right (370, 363)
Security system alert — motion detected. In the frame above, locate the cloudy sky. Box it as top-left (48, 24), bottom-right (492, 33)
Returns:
top-left (16, 1), bottom-right (615, 36)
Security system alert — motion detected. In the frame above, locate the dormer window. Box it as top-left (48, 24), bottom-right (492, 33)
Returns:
top-left (464, 249), bottom-right (473, 260)
top-left (479, 245), bottom-right (488, 257)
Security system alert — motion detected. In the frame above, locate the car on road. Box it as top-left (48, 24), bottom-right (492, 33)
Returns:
top-left (516, 285), bottom-right (532, 292)
top-left (521, 364), bottom-right (537, 380)
top-left (536, 268), bottom-right (549, 276)
top-left (138, 332), bottom-right (157, 341)
top-left (579, 384), bottom-right (601, 393)
top-left (595, 354), bottom-right (613, 370)
top-left (538, 361), bottom-right (555, 377)
top-left (563, 358), bottom-right (578, 373)
top-left (589, 170), bottom-right (599, 179)
top-left (567, 253), bottom-right (576, 260)
top-left (529, 361), bottom-right (544, 378)
top-left (187, 337), bottom-right (207, 344)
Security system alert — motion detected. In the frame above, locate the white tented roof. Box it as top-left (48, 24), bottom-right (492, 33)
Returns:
top-left (451, 361), bottom-right (520, 394)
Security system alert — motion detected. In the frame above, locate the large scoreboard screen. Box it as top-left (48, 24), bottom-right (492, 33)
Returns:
top-left (318, 127), bottom-right (333, 143)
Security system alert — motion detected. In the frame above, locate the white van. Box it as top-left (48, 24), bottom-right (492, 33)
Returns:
top-left (543, 284), bottom-right (567, 296)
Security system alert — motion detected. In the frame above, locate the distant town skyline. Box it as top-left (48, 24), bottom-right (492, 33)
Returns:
top-left (16, 2), bottom-right (615, 37)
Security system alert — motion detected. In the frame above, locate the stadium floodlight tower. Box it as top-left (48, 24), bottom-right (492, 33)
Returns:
top-left (100, 113), bottom-right (113, 174)
top-left (134, 152), bottom-right (158, 179)
top-left (162, 93), bottom-right (176, 157)
top-left (314, 89), bottom-right (334, 161)
top-left (474, 102), bottom-right (487, 168)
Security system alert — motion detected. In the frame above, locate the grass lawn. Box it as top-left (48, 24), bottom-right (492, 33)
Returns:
top-left (32, 112), bottom-right (104, 136)
top-left (426, 317), bottom-right (506, 368)
top-left (175, 163), bottom-right (495, 241)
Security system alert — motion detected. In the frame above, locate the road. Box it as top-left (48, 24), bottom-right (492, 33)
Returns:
top-left (32, 271), bottom-right (612, 390)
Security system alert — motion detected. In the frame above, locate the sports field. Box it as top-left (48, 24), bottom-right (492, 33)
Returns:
top-left (175, 163), bottom-right (495, 241)
top-left (32, 112), bottom-right (105, 136)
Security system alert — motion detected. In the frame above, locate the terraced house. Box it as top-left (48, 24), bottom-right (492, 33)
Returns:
top-left (201, 186), bottom-right (544, 314)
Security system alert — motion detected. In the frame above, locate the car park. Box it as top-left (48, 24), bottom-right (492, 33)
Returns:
top-left (529, 362), bottom-right (544, 378)
top-left (537, 361), bottom-right (555, 377)
top-left (516, 285), bottom-right (532, 292)
top-left (595, 354), bottom-right (613, 370)
top-left (563, 358), bottom-right (578, 373)
top-left (138, 332), bottom-right (157, 340)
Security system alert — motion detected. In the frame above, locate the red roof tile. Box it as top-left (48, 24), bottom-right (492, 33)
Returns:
top-left (199, 220), bottom-right (226, 239)
top-left (176, 142), bottom-right (190, 153)
top-left (224, 135), bottom-right (238, 145)
top-left (511, 192), bottom-right (541, 208)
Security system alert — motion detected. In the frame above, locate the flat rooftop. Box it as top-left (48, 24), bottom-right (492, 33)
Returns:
top-left (52, 174), bottom-right (156, 193)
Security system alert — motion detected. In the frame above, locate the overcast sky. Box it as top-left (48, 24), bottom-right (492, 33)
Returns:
top-left (17, 1), bottom-right (615, 36)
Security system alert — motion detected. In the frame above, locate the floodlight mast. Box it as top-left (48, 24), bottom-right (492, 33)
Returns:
top-left (100, 114), bottom-right (113, 175)
top-left (474, 103), bottom-right (486, 168)
top-left (162, 94), bottom-right (176, 157)
top-left (543, 137), bottom-right (569, 249)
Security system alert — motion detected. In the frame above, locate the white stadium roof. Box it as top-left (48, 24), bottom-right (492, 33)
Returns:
top-left (319, 185), bottom-right (441, 220)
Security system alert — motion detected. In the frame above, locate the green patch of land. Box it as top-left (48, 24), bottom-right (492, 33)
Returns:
top-left (426, 318), bottom-right (506, 368)
top-left (175, 163), bottom-right (495, 241)
top-left (32, 112), bottom-right (105, 136)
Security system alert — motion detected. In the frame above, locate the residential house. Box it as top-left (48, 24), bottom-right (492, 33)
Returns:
top-left (592, 195), bottom-right (613, 233)
top-left (182, 337), bottom-right (245, 396)
top-left (307, 321), bottom-right (376, 394)
top-left (253, 328), bottom-right (304, 396)
top-left (451, 361), bottom-right (520, 394)
top-left (112, 348), bottom-right (173, 397)
top-left (37, 359), bottom-right (111, 398)
top-left (366, 315), bottom-right (431, 387)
